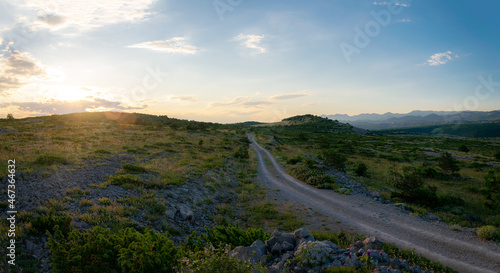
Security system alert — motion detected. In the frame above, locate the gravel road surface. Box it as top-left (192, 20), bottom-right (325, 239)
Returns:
top-left (249, 134), bottom-right (500, 273)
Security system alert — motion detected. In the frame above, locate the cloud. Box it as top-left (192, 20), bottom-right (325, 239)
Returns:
top-left (269, 92), bottom-right (310, 101)
top-left (234, 34), bottom-right (266, 53)
top-left (210, 91), bottom-right (311, 109)
top-left (210, 97), bottom-right (251, 107)
top-left (372, 1), bottom-right (409, 6)
top-left (36, 14), bottom-right (66, 27)
top-left (0, 98), bottom-right (146, 115)
top-left (25, 0), bottom-right (158, 32)
top-left (426, 51), bottom-right (456, 66)
top-left (301, 102), bottom-right (319, 107)
top-left (127, 37), bottom-right (198, 54)
top-left (171, 96), bottom-right (198, 102)
top-left (0, 46), bottom-right (47, 94)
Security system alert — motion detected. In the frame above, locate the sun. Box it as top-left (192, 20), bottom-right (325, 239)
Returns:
top-left (49, 86), bottom-right (94, 102)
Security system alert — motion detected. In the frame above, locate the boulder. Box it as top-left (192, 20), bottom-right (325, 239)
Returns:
top-left (282, 241), bottom-right (295, 252)
top-left (294, 241), bottom-right (335, 267)
top-left (176, 205), bottom-right (193, 221)
top-left (271, 243), bottom-right (283, 255)
top-left (230, 239), bottom-right (267, 264)
top-left (363, 236), bottom-right (383, 250)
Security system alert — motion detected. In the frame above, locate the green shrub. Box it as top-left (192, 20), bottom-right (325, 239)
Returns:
top-left (47, 226), bottom-right (180, 273)
top-left (322, 149), bottom-right (347, 172)
top-left (287, 164), bottom-right (336, 189)
top-left (30, 214), bottom-right (72, 236)
top-left (107, 174), bottom-right (145, 187)
top-left (202, 224), bottom-right (270, 249)
top-left (458, 144), bottom-right (470, 153)
top-left (391, 172), bottom-right (440, 208)
top-left (354, 162), bottom-right (368, 177)
top-left (177, 244), bottom-right (264, 273)
top-left (415, 166), bottom-right (448, 180)
top-left (122, 164), bottom-right (147, 173)
top-left (234, 146), bottom-right (249, 160)
top-left (98, 197), bottom-right (112, 205)
top-left (34, 154), bottom-right (69, 165)
top-left (79, 199), bottom-right (93, 207)
top-left (477, 225), bottom-right (500, 241)
top-left (481, 170), bottom-right (500, 211)
top-left (438, 152), bottom-right (460, 174)
top-left (381, 243), bottom-right (456, 273)
top-left (286, 155), bottom-right (303, 165)
top-left (94, 149), bottom-right (110, 154)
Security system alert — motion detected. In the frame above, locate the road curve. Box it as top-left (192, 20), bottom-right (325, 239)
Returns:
top-left (249, 134), bottom-right (500, 273)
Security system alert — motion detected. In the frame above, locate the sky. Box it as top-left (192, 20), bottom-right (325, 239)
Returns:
top-left (1, 0), bottom-right (499, 123)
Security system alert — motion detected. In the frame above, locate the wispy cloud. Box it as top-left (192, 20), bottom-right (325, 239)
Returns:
top-left (269, 92), bottom-right (310, 101)
top-left (372, 1), bottom-right (410, 7)
top-left (210, 96), bottom-right (251, 107)
top-left (210, 91), bottom-right (310, 108)
top-left (234, 34), bottom-right (266, 53)
top-left (398, 18), bottom-right (411, 23)
top-left (0, 46), bottom-right (47, 94)
top-left (171, 95), bottom-right (198, 102)
top-left (0, 98), bottom-right (146, 115)
top-left (27, 0), bottom-right (158, 32)
top-left (426, 51), bottom-right (456, 66)
top-left (127, 37), bottom-right (198, 54)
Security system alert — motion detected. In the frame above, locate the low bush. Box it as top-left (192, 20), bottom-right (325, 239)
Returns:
top-left (287, 164), bottom-right (337, 189)
top-left (322, 149), bottom-right (347, 172)
top-left (30, 214), bottom-right (72, 236)
top-left (177, 244), bottom-right (264, 273)
top-left (477, 225), bottom-right (500, 241)
top-left (122, 164), bottom-right (147, 173)
top-left (391, 172), bottom-right (441, 208)
top-left (234, 146), bottom-right (249, 160)
top-left (287, 155), bottom-right (303, 165)
top-left (34, 154), bottom-right (69, 165)
top-left (354, 162), bottom-right (368, 177)
top-left (202, 224), bottom-right (270, 249)
top-left (107, 174), bottom-right (145, 187)
top-left (48, 226), bottom-right (180, 273)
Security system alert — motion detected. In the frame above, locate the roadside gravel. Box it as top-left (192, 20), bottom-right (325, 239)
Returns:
top-left (249, 134), bottom-right (500, 273)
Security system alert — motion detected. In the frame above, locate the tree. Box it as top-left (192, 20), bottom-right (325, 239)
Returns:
top-left (438, 152), bottom-right (460, 175)
top-left (458, 144), bottom-right (470, 153)
top-left (481, 170), bottom-right (500, 212)
top-left (7, 113), bottom-right (14, 120)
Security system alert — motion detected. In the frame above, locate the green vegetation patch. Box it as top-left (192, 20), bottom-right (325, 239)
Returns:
top-left (34, 154), bottom-right (69, 165)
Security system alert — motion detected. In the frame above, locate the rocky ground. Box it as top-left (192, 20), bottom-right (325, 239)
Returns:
top-left (0, 152), bottom-right (238, 273)
top-left (232, 227), bottom-right (430, 273)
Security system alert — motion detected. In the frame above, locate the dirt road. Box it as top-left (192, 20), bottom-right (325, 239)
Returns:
top-left (249, 134), bottom-right (500, 273)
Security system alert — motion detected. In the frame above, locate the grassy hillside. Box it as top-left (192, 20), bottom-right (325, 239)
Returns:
top-left (251, 119), bottom-right (500, 232)
top-left (375, 122), bottom-right (500, 138)
top-left (0, 112), bottom-right (471, 272)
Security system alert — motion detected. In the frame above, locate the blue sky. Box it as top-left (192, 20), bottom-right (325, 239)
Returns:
top-left (1, 0), bottom-right (499, 123)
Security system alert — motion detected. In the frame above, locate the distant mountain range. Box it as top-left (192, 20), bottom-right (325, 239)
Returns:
top-left (322, 110), bottom-right (500, 130)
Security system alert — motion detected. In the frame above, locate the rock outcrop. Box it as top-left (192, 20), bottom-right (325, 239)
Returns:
top-left (232, 227), bottom-right (433, 273)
